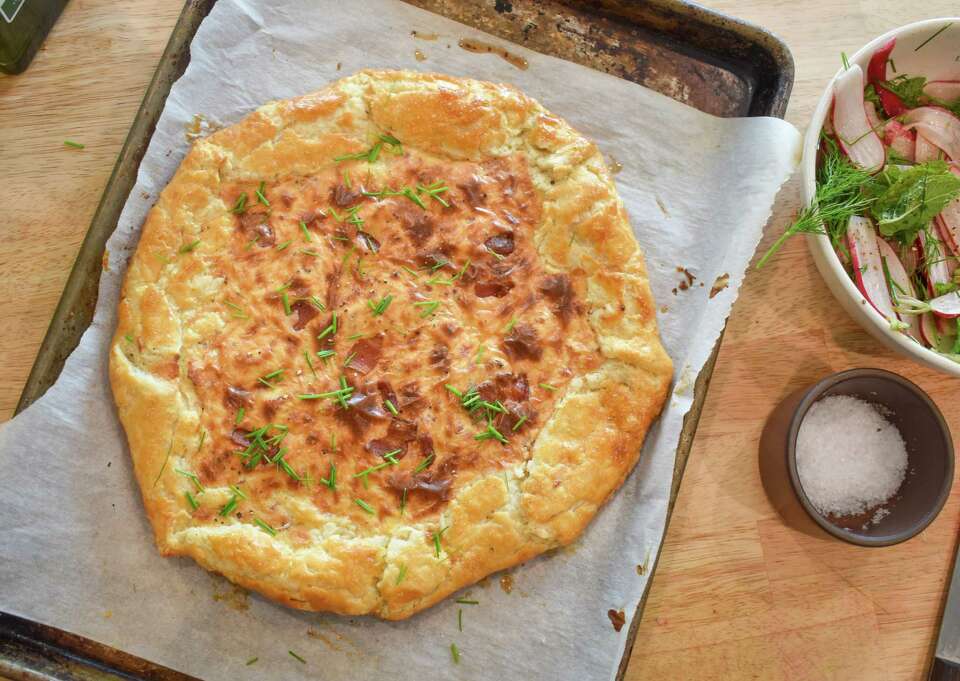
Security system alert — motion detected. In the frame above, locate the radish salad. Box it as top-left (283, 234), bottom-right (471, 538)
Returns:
top-left (762, 38), bottom-right (960, 359)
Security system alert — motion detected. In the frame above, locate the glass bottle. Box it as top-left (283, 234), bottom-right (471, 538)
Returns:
top-left (0, 0), bottom-right (69, 75)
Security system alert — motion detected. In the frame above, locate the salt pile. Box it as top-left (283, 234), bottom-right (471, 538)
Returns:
top-left (796, 395), bottom-right (907, 517)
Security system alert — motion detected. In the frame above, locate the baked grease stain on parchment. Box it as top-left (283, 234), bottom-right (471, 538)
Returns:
top-left (458, 38), bottom-right (529, 70)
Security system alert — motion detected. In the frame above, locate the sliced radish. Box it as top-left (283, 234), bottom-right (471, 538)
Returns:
top-left (936, 168), bottom-right (960, 256)
top-left (920, 311), bottom-right (941, 346)
top-left (867, 38), bottom-right (895, 84)
top-left (848, 216), bottom-right (897, 321)
top-left (864, 100), bottom-right (883, 130)
top-left (877, 237), bottom-right (921, 338)
top-left (833, 66), bottom-right (886, 172)
top-left (918, 230), bottom-right (957, 322)
top-left (903, 107), bottom-right (960, 162)
top-left (915, 132), bottom-right (941, 162)
top-left (924, 81), bottom-right (960, 103)
top-left (928, 291), bottom-right (960, 318)
top-left (883, 119), bottom-right (916, 162)
top-left (865, 38), bottom-right (907, 117)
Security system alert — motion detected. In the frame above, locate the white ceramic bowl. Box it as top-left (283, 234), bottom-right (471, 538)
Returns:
top-left (804, 18), bottom-right (960, 376)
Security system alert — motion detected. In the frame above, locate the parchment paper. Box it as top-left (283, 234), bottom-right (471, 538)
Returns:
top-left (0, 1), bottom-right (800, 679)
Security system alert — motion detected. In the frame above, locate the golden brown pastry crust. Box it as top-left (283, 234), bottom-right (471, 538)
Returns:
top-left (109, 69), bottom-right (672, 619)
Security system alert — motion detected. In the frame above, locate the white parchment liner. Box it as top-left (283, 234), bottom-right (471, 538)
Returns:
top-left (0, 1), bottom-right (800, 679)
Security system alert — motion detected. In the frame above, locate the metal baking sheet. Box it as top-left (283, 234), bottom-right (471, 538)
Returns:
top-left (2, 0), bottom-right (793, 678)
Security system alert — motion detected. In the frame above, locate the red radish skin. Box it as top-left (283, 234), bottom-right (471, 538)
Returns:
top-left (866, 38), bottom-right (895, 83)
top-left (866, 38), bottom-right (907, 116)
top-left (876, 237), bottom-right (921, 339)
top-left (847, 216), bottom-right (897, 321)
top-left (833, 65), bottom-right (886, 172)
top-left (904, 107), bottom-right (960, 161)
top-left (924, 81), bottom-right (960, 103)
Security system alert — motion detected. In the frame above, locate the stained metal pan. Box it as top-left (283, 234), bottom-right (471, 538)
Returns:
top-left (2, 0), bottom-right (793, 677)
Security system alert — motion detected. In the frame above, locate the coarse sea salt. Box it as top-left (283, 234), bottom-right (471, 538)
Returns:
top-left (796, 395), bottom-right (907, 517)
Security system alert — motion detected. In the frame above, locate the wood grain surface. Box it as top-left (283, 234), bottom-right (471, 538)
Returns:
top-left (1, 2), bottom-right (959, 680)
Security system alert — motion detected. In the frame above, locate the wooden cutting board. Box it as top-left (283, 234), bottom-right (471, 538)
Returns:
top-left (625, 3), bottom-right (960, 681)
top-left (1, 1), bottom-right (959, 680)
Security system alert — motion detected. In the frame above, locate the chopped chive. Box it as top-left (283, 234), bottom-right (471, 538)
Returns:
top-left (185, 491), bottom-right (199, 510)
top-left (458, 608), bottom-right (463, 631)
top-left (353, 460), bottom-right (395, 478)
top-left (153, 440), bottom-right (174, 486)
top-left (253, 517), bottom-right (277, 536)
top-left (414, 453), bottom-right (434, 473)
top-left (300, 248), bottom-right (321, 257)
top-left (343, 351), bottom-right (357, 368)
top-left (219, 495), bottom-right (239, 517)
top-left (255, 181), bottom-right (270, 206)
top-left (504, 316), bottom-right (517, 333)
top-left (275, 281), bottom-right (292, 293)
top-left (445, 384), bottom-right (463, 398)
top-left (63, 139), bottom-right (85, 149)
top-left (355, 498), bottom-right (376, 514)
top-left (124, 333), bottom-right (134, 343)
top-left (401, 265), bottom-right (419, 278)
top-left (454, 259), bottom-right (471, 281)
top-left (343, 169), bottom-right (352, 189)
top-left (175, 468), bottom-right (205, 493)
top-left (309, 295), bottom-right (325, 311)
top-left (840, 51), bottom-right (850, 70)
top-left (299, 220), bottom-right (312, 242)
top-left (224, 301), bottom-right (248, 319)
top-left (539, 383), bottom-right (558, 391)
top-left (512, 414), bottom-right (528, 431)
top-left (475, 345), bottom-right (486, 364)
top-left (385, 399), bottom-right (398, 416)
top-left (231, 193), bottom-right (248, 214)
top-left (229, 484), bottom-right (247, 499)
top-left (417, 180), bottom-right (450, 207)
top-left (346, 333), bottom-right (364, 341)
top-left (316, 349), bottom-right (336, 361)
top-left (433, 526), bottom-right (449, 558)
top-left (288, 650), bottom-right (306, 664)
top-left (400, 488), bottom-right (407, 515)
top-left (304, 350), bottom-right (317, 378)
top-left (196, 430), bottom-right (206, 453)
top-left (414, 300), bottom-right (440, 318)
top-left (282, 292), bottom-right (292, 316)
top-left (368, 294), bottom-right (393, 316)
top-left (245, 657), bottom-right (258, 666)
top-left (322, 461), bottom-right (337, 490)
top-left (278, 457), bottom-right (302, 482)
top-left (915, 22), bottom-right (953, 51)
top-left (244, 234), bottom-right (259, 250)
top-left (450, 643), bottom-right (460, 664)
top-left (396, 563), bottom-right (407, 585)
top-left (276, 240), bottom-right (292, 251)
top-left (179, 240), bottom-right (201, 254)
top-left (380, 133), bottom-right (402, 153)
top-left (330, 433), bottom-right (337, 452)
top-left (455, 598), bottom-right (479, 605)
top-left (235, 407), bottom-right (245, 424)
top-left (474, 422), bottom-right (508, 444)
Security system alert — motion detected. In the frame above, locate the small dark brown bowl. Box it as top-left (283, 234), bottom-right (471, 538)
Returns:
top-left (759, 368), bottom-right (954, 546)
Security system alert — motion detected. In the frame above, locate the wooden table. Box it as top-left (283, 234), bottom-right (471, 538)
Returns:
top-left (1, 1), bottom-right (958, 679)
